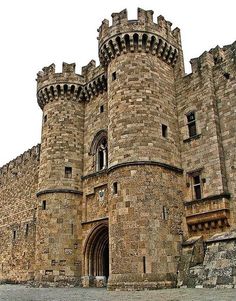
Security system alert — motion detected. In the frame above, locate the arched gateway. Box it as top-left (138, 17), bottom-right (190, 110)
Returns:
top-left (83, 221), bottom-right (109, 287)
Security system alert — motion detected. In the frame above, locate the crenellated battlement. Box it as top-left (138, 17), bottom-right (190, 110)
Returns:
top-left (82, 60), bottom-right (106, 82)
top-left (37, 62), bottom-right (85, 109)
top-left (189, 41), bottom-right (236, 75)
top-left (98, 8), bottom-right (181, 67)
top-left (0, 144), bottom-right (40, 178)
top-left (37, 62), bottom-right (84, 89)
top-left (37, 62), bottom-right (107, 109)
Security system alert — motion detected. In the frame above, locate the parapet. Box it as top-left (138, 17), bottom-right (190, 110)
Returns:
top-left (37, 62), bottom-right (107, 108)
top-left (37, 62), bottom-right (85, 109)
top-left (189, 41), bottom-right (236, 75)
top-left (81, 60), bottom-right (106, 82)
top-left (98, 8), bottom-right (179, 43)
top-left (37, 62), bottom-right (84, 90)
top-left (0, 144), bottom-right (40, 179)
top-left (97, 8), bottom-right (181, 67)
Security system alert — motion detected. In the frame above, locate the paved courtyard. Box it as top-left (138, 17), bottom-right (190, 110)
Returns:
top-left (1, 285), bottom-right (236, 301)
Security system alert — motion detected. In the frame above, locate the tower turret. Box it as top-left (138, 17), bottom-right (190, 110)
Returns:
top-left (98, 8), bottom-right (181, 69)
top-left (98, 8), bottom-right (184, 290)
top-left (35, 63), bottom-right (84, 285)
top-left (98, 8), bottom-right (183, 168)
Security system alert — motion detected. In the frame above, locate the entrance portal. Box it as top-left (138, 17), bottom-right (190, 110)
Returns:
top-left (84, 221), bottom-right (109, 285)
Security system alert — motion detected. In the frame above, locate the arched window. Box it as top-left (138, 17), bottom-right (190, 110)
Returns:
top-left (96, 137), bottom-right (107, 171)
top-left (90, 130), bottom-right (108, 171)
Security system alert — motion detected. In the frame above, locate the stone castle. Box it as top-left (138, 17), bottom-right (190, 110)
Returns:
top-left (0, 8), bottom-right (235, 290)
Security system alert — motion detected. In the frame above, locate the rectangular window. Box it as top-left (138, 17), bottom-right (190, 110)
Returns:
top-left (65, 166), bottom-right (72, 178)
top-left (143, 256), bottom-right (146, 273)
top-left (100, 105), bottom-right (104, 113)
top-left (162, 206), bottom-right (168, 220)
top-left (113, 182), bottom-right (118, 194)
top-left (193, 175), bottom-right (202, 200)
top-left (161, 124), bottom-right (168, 138)
top-left (42, 200), bottom-right (47, 210)
top-left (25, 224), bottom-right (29, 236)
top-left (187, 112), bottom-right (197, 137)
top-left (13, 230), bottom-right (16, 240)
top-left (112, 71), bottom-right (116, 81)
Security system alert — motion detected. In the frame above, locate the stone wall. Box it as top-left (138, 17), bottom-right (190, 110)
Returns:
top-left (213, 43), bottom-right (236, 225)
top-left (108, 165), bottom-right (184, 290)
top-left (83, 91), bottom-right (108, 176)
top-left (34, 192), bottom-right (82, 286)
top-left (0, 7), bottom-right (235, 290)
top-left (82, 173), bottom-right (108, 223)
top-left (108, 52), bottom-right (181, 168)
top-left (35, 63), bottom-right (85, 285)
top-left (0, 145), bottom-right (40, 283)
top-left (182, 231), bottom-right (236, 288)
top-left (177, 42), bottom-right (236, 238)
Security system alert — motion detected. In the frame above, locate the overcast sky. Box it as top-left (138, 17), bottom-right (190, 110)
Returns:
top-left (0, 0), bottom-right (235, 167)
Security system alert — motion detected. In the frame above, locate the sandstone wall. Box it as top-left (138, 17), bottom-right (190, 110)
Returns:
top-left (35, 192), bottom-right (82, 285)
top-left (38, 97), bottom-right (84, 192)
top-left (177, 42), bottom-right (236, 238)
top-left (0, 145), bottom-right (40, 283)
top-left (82, 174), bottom-right (108, 223)
top-left (35, 63), bottom-right (85, 285)
top-left (0, 8), bottom-right (235, 290)
top-left (213, 43), bottom-right (236, 225)
top-left (177, 56), bottom-right (225, 200)
top-left (108, 52), bottom-right (181, 168)
top-left (108, 165), bottom-right (184, 290)
top-left (83, 92), bottom-right (108, 176)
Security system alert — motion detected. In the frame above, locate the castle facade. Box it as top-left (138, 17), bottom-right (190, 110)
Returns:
top-left (0, 8), bottom-right (235, 289)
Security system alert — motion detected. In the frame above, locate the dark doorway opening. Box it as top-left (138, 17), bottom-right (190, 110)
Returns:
top-left (103, 242), bottom-right (109, 278)
top-left (84, 222), bottom-right (109, 281)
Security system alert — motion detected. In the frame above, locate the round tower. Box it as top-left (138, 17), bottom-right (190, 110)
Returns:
top-left (35, 63), bottom-right (84, 285)
top-left (98, 8), bottom-right (185, 289)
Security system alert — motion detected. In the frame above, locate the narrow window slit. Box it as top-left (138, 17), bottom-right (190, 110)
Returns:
top-left (42, 200), bottom-right (47, 210)
top-left (162, 124), bottom-right (168, 138)
top-left (143, 256), bottom-right (146, 273)
top-left (112, 72), bottom-right (116, 81)
top-left (113, 182), bottom-right (118, 194)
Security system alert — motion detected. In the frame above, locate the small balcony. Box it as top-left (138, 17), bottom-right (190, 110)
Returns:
top-left (184, 193), bottom-right (230, 233)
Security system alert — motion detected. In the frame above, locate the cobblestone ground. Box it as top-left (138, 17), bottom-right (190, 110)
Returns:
top-left (1, 285), bottom-right (236, 301)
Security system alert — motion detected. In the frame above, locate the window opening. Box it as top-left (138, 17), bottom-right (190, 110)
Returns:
top-left (113, 182), bottom-right (118, 194)
top-left (143, 256), bottom-right (146, 273)
top-left (112, 72), bottom-right (116, 81)
top-left (100, 105), bottom-right (104, 113)
top-left (162, 206), bottom-right (168, 220)
top-left (97, 138), bottom-right (107, 171)
top-left (98, 149), bottom-right (104, 170)
top-left (42, 200), bottom-right (47, 210)
top-left (25, 224), bottom-right (29, 236)
top-left (13, 230), bottom-right (16, 240)
top-left (65, 166), bottom-right (72, 178)
top-left (193, 175), bottom-right (201, 200)
top-left (187, 112), bottom-right (197, 137)
top-left (162, 124), bottom-right (168, 138)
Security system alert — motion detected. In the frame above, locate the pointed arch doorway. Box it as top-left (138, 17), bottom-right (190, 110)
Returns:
top-left (84, 221), bottom-right (109, 285)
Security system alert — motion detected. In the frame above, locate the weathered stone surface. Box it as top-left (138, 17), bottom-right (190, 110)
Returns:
top-left (0, 8), bottom-right (235, 290)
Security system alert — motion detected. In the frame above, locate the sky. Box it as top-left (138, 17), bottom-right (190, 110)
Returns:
top-left (0, 0), bottom-right (235, 167)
